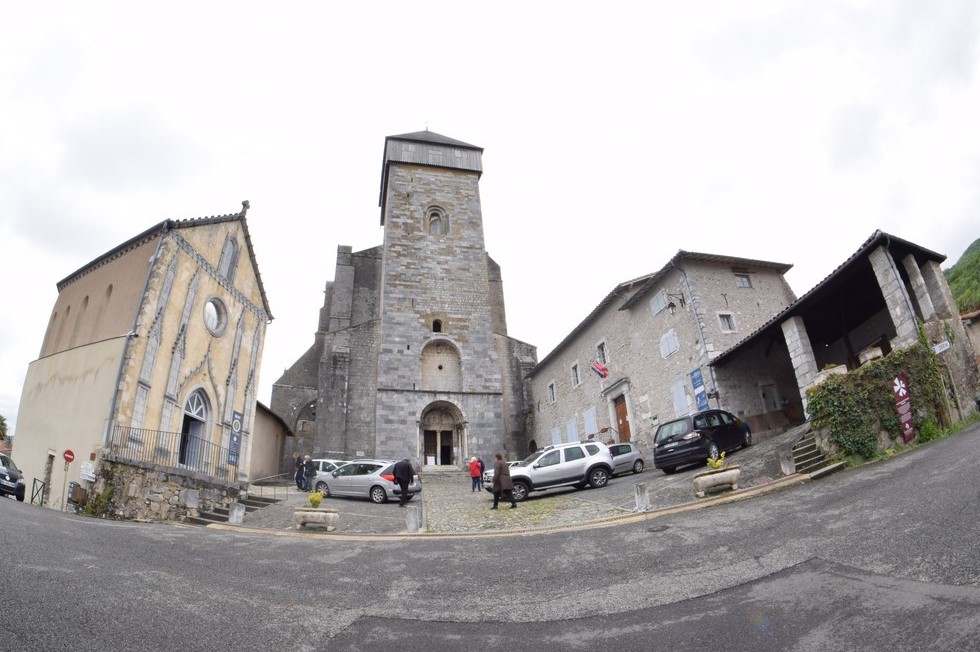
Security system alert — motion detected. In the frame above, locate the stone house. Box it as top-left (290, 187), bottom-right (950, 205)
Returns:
top-left (13, 203), bottom-right (272, 519)
top-left (271, 131), bottom-right (536, 470)
top-left (712, 230), bottom-right (980, 426)
top-left (525, 251), bottom-right (797, 453)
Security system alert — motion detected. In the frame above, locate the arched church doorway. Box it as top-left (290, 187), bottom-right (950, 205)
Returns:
top-left (419, 401), bottom-right (465, 467)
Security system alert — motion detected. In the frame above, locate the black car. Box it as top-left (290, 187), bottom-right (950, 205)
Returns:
top-left (653, 409), bottom-right (752, 474)
top-left (0, 452), bottom-right (26, 501)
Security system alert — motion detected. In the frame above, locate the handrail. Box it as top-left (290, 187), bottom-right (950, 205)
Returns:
top-left (107, 424), bottom-right (239, 483)
top-left (246, 472), bottom-right (292, 502)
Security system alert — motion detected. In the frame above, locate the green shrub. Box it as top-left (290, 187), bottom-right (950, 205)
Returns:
top-left (807, 339), bottom-right (945, 460)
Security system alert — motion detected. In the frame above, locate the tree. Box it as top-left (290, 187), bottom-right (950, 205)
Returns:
top-left (0, 414), bottom-right (7, 441)
top-left (945, 237), bottom-right (980, 314)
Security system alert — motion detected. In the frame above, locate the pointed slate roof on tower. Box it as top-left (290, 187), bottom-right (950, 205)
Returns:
top-left (379, 129), bottom-right (484, 224)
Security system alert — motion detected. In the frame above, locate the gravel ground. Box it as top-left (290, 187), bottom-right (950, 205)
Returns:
top-left (235, 424), bottom-right (808, 536)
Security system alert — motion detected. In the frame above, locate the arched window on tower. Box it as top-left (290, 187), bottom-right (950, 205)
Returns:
top-left (432, 319), bottom-right (443, 333)
top-left (426, 206), bottom-right (448, 236)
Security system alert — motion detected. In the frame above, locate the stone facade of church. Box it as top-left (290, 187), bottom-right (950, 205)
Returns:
top-left (271, 131), bottom-right (536, 469)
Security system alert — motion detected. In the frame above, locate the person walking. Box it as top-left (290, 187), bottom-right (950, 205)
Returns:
top-left (293, 453), bottom-right (305, 490)
top-left (393, 458), bottom-right (414, 507)
top-left (468, 456), bottom-right (482, 492)
top-left (302, 455), bottom-right (316, 492)
top-left (491, 452), bottom-right (517, 509)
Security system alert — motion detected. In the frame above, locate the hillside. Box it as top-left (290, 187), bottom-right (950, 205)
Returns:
top-left (944, 237), bottom-right (980, 314)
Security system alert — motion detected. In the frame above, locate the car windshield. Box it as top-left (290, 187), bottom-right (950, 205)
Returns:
top-left (655, 419), bottom-right (692, 444)
top-left (0, 455), bottom-right (18, 471)
top-left (522, 450), bottom-right (546, 465)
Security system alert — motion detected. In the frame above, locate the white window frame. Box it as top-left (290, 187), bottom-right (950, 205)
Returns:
top-left (734, 272), bottom-right (752, 288)
top-left (650, 289), bottom-right (668, 315)
top-left (596, 341), bottom-right (608, 365)
top-left (571, 362), bottom-right (581, 387)
top-left (550, 427), bottom-right (562, 446)
top-left (547, 381), bottom-right (557, 404)
top-left (566, 419), bottom-right (578, 442)
top-left (660, 329), bottom-right (680, 358)
top-left (718, 312), bottom-right (737, 333)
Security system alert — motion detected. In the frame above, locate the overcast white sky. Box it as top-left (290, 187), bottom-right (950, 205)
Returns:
top-left (2, 1), bottom-right (978, 437)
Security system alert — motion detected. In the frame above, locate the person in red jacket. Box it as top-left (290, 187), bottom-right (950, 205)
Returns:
top-left (468, 457), bottom-right (482, 492)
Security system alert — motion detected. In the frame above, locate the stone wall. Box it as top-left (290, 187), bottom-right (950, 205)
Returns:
top-left (94, 459), bottom-right (243, 522)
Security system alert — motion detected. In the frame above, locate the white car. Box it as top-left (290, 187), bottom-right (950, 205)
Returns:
top-left (314, 459), bottom-right (422, 504)
top-left (608, 442), bottom-right (647, 475)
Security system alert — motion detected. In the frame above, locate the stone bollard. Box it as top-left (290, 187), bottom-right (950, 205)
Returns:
top-left (228, 502), bottom-right (246, 525)
top-left (406, 505), bottom-right (420, 533)
top-left (634, 482), bottom-right (651, 512)
top-left (293, 507), bottom-right (339, 531)
top-left (779, 451), bottom-right (796, 476)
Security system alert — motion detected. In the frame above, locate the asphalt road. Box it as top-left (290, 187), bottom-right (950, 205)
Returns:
top-left (3, 422), bottom-right (979, 651)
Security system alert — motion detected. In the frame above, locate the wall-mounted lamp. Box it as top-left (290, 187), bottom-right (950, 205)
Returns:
top-left (666, 293), bottom-right (686, 315)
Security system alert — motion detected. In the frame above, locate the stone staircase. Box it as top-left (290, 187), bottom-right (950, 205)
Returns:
top-left (185, 494), bottom-right (281, 526)
top-left (792, 433), bottom-right (847, 478)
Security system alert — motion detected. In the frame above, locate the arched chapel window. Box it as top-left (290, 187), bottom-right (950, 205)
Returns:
top-left (217, 237), bottom-right (240, 283)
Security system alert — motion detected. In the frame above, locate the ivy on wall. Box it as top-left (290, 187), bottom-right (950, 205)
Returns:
top-left (806, 335), bottom-right (945, 459)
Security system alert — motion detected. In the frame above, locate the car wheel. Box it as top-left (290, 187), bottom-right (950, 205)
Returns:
top-left (707, 441), bottom-right (720, 461)
top-left (511, 480), bottom-right (529, 502)
top-left (588, 467), bottom-right (610, 489)
top-left (661, 466), bottom-right (676, 475)
top-left (369, 486), bottom-right (388, 504)
top-left (632, 460), bottom-right (644, 474)
top-left (742, 428), bottom-right (753, 448)
top-left (315, 481), bottom-right (330, 496)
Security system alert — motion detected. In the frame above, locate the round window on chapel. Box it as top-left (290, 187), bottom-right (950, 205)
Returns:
top-left (204, 297), bottom-right (227, 336)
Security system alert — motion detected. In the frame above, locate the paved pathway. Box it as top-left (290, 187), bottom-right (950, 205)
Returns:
top-left (238, 423), bottom-right (807, 535)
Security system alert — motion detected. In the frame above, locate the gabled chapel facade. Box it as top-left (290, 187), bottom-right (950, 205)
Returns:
top-left (14, 203), bottom-right (271, 519)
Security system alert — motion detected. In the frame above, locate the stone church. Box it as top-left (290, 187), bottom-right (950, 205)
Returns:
top-left (271, 131), bottom-right (537, 470)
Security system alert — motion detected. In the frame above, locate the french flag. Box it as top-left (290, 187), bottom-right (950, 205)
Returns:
top-left (591, 360), bottom-right (609, 379)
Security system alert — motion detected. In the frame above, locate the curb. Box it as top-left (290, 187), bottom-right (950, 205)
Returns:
top-left (200, 472), bottom-right (812, 541)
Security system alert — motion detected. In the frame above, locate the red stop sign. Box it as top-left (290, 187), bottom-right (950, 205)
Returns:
top-left (64, 449), bottom-right (75, 463)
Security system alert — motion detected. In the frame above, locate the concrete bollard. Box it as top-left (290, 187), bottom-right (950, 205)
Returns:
top-left (406, 505), bottom-right (420, 533)
top-left (779, 451), bottom-right (796, 476)
top-left (228, 502), bottom-right (246, 525)
top-left (634, 482), bottom-right (651, 512)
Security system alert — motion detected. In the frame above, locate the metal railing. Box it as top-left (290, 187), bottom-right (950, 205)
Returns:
top-left (31, 478), bottom-right (47, 506)
top-left (107, 424), bottom-right (238, 482)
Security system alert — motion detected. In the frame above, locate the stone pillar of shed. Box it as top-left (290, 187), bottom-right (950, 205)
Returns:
top-left (901, 254), bottom-right (935, 322)
top-left (781, 316), bottom-right (819, 417)
top-left (869, 246), bottom-right (918, 349)
top-left (920, 259), bottom-right (959, 320)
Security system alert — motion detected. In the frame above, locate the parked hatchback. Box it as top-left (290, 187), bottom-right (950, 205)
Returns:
top-left (508, 441), bottom-right (614, 502)
top-left (0, 452), bottom-right (26, 502)
top-left (608, 442), bottom-right (646, 476)
top-left (653, 409), bottom-right (751, 474)
top-left (314, 459), bottom-right (421, 504)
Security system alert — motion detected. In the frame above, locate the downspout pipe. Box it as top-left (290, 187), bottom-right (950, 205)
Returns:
top-left (671, 259), bottom-right (722, 409)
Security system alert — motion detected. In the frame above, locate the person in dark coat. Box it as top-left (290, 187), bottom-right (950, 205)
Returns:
top-left (294, 454), bottom-right (305, 490)
top-left (393, 458), bottom-right (414, 507)
top-left (302, 455), bottom-right (316, 491)
top-left (491, 452), bottom-right (517, 509)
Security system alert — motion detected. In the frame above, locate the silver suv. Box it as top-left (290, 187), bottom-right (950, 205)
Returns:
top-left (509, 441), bottom-right (614, 502)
